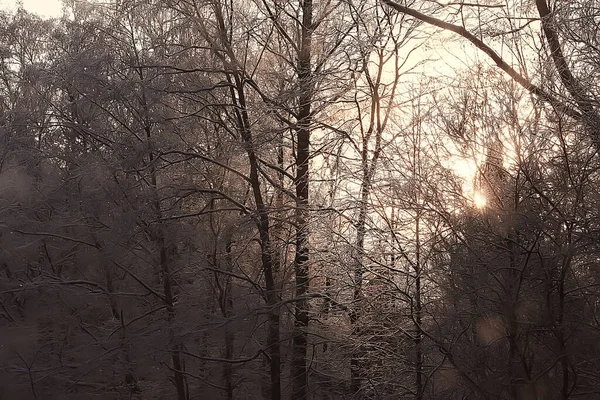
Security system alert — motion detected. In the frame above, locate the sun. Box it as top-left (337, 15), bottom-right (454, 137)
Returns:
top-left (473, 192), bottom-right (487, 209)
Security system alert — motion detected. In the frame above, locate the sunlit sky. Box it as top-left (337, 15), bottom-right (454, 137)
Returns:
top-left (0, 0), bottom-right (508, 209)
top-left (0, 0), bottom-right (63, 18)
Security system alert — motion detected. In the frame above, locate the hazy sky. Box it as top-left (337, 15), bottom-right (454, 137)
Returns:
top-left (0, 0), bottom-right (63, 18)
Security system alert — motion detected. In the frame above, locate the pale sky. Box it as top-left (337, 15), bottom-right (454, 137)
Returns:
top-left (0, 0), bottom-right (63, 18)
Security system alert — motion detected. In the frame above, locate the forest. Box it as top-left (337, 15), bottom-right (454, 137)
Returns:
top-left (1, 0), bottom-right (600, 399)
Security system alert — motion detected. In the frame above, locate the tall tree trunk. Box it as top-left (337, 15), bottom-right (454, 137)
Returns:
top-left (558, 233), bottom-right (573, 400)
top-left (350, 182), bottom-right (369, 395)
top-left (201, 2), bottom-right (283, 394)
top-left (414, 212), bottom-right (423, 400)
top-left (139, 65), bottom-right (188, 400)
top-left (144, 139), bottom-right (187, 400)
top-left (146, 130), bottom-right (187, 400)
top-left (230, 74), bottom-right (282, 400)
top-left (349, 43), bottom-right (391, 395)
top-left (222, 239), bottom-right (235, 400)
top-left (292, 0), bottom-right (313, 398)
top-left (158, 232), bottom-right (187, 400)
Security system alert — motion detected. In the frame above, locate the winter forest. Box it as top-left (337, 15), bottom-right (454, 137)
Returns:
top-left (1, 0), bottom-right (600, 399)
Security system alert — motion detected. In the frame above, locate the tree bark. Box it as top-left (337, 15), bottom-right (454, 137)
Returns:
top-left (292, 0), bottom-right (313, 398)
top-left (230, 72), bottom-right (282, 400)
top-left (138, 61), bottom-right (188, 400)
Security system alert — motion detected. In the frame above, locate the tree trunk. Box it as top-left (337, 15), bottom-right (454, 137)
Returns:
top-left (292, 0), bottom-right (313, 398)
top-left (231, 74), bottom-right (282, 400)
top-left (414, 213), bottom-right (423, 400)
top-left (141, 74), bottom-right (188, 400)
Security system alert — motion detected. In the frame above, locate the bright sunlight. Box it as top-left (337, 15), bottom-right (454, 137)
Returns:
top-left (473, 191), bottom-right (487, 209)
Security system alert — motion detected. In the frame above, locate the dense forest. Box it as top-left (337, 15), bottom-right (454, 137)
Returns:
top-left (1, 0), bottom-right (600, 399)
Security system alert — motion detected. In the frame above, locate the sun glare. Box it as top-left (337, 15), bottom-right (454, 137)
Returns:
top-left (473, 192), bottom-right (487, 209)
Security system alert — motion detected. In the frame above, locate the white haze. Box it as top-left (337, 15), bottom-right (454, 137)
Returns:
top-left (0, 0), bottom-right (62, 18)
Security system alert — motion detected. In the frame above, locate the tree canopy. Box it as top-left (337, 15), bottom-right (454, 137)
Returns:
top-left (2, 1), bottom-right (600, 399)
